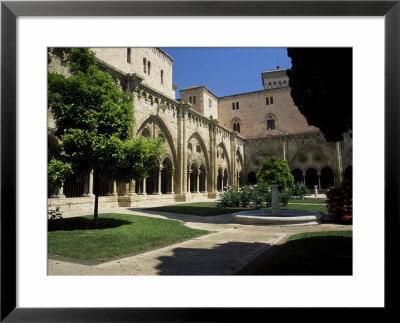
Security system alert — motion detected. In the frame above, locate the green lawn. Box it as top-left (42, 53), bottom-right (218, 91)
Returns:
top-left (48, 213), bottom-right (209, 263)
top-left (237, 231), bottom-right (352, 275)
top-left (288, 198), bottom-right (326, 204)
top-left (147, 201), bottom-right (327, 216)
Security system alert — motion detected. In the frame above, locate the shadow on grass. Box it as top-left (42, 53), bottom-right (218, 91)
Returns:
top-left (237, 234), bottom-right (352, 275)
top-left (48, 217), bottom-right (132, 231)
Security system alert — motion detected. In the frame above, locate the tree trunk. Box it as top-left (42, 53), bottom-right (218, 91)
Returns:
top-left (93, 171), bottom-right (100, 228)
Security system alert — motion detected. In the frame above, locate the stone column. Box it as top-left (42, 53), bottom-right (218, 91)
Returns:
top-left (221, 175), bottom-right (224, 191)
top-left (196, 171), bottom-right (200, 193)
top-left (336, 141), bottom-right (343, 183)
top-left (303, 174), bottom-right (306, 186)
top-left (52, 184), bottom-right (66, 198)
top-left (158, 167), bottom-right (162, 195)
top-left (318, 173), bottom-right (321, 190)
top-left (204, 172), bottom-right (208, 192)
top-left (314, 185), bottom-right (319, 197)
top-left (271, 184), bottom-right (280, 216)
top-left (170, 169), bottom-right (175, 194)
top-left (112, 181), bottom-right (118, 196)
top-left (83, 172), bottom-right (94, 197)
top-left (142, 178), bottom-right (147, 195)
top-left (187, 170), bottom-right (191, 193)
top-left (128, 180), bottom-right (136, 195)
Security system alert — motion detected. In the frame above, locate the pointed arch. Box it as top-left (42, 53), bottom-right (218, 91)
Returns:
top-left (136, 115), bottom-right (178, 171)
top-left (187, 131), bottom-right (210, 173)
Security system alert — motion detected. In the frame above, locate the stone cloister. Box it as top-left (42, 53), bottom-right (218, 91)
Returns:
top-left (47, 48), bottom-right (352, 212)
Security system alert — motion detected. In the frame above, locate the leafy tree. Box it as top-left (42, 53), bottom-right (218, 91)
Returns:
top-left (256, 156), bottom-right (294, 189)
top-left (286, 48), bottom-right (352, 142)
top-left (48, 48), bottom-right (164, 224)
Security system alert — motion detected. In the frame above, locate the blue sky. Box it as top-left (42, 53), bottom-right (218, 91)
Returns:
top-left (162, 48), bottom-right (292, 98)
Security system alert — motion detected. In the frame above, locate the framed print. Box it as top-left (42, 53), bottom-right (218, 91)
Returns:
top-left (1, 1), bottom-right (399, 321)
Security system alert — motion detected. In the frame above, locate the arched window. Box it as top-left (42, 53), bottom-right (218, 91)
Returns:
top-left (266, 97), bottom-right (269, 105)
top-left (237, 123), bottom-right (240, 133)
top-left (232, 103), bottom-right (235, 110)
top-left (147, 61), bottom-right (151, 75)
top-left (141, 128), bottom-right (150, 137)
top-left (236, 102), bottom-right (239, 110)
top-left (127, 48), bottom-right (131, 63)
top-left (283, 80), bottom-right (287, 87)
top-left (268, 82), bottom-right (272, 89)
top-left (270, 96), bottom-right (274, 104)
top-left (143, 58), bottom-right (147, 73)
top-left (160, 70), bottom-right (164, 84)
top-left (273, 82), bottom-right (277, 88)
top-left (278, 81), bottom-right (282, 88)
top-left (233, 123), bottom-right (237, 132)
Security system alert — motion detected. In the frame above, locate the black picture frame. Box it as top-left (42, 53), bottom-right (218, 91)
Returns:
top-left (1, 1), bottom-right (399, 321)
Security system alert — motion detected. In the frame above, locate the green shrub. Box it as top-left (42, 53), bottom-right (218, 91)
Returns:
top-left (216, 186), bottom-right (241, 207)
top-left (239, 186), bottom-right (253, 207)
top-left (279, 191), bottom-right (291, 206)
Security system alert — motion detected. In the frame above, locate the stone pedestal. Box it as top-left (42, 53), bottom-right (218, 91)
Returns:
top-left (314, 185), bottom-right (318, 197)
top-left (271, 184), bottom-right (280, 216)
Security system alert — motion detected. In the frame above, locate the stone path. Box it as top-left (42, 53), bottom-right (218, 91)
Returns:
top-left (48, 202), bottom-right (351, 276)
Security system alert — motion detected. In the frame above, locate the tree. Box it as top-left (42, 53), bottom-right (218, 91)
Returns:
top-left (256, 156), bottom-right (294, 189)
top-left (48, 48), bottom-right (164, 224)
top-left (286, 48), bottom-right (352, 142)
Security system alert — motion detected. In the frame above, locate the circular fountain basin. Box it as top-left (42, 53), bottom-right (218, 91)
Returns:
top-left (232, 210), bottom-right (322, 226)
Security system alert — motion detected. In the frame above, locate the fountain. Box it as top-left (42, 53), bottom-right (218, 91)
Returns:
top-left (232, 184), bottom-right (321, 226)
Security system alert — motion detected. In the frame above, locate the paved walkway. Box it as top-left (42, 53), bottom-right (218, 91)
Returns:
top-left (48, 200), bottom-right (351, 276)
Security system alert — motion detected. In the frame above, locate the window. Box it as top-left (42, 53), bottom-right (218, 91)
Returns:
top-left (273, 82), bottom-right (277, 88)
top-left (237, 123), bottom-right (240, 133)
top-left (268, 82), bottom-right (272, 89)
top-left (127, 48), bottom-right (131, 63)
top-left (232, 103), bottom-right (235, 110)
top-left (270, 97), bottom-right (274, 104)
top-left (193, 96), bottom-right (196, 104)
top-left (142, 128), bottom-right (150, 137)
top-left (233, 124), bottom-right (237, 132)
top-left (266, 97), bottom-right (269, 105)
top-left (189, 96), bottom-right (192, 104)
top-left (236, 102), bottom-right (239, 110)
top-left (147, 61), bottom-right (151, 75)
top-left (161, 70), bottom-right (164, 84)
top-left (143, 58), bottom-right (147, 73)
top-left (267, 119), bottom-right (275, 130)
top-left (283, 80), bottom-right (287, 87)
top-left (278, 81), bottom-right (282, 88)
top-left (209, 99), bottom-right (212, 107)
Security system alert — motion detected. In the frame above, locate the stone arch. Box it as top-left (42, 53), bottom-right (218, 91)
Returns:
top-left (137, 115), bottom-right (178, 171)
top-left (216, 142), bottom-right (231, 176)
top-left (291, 168), bottom-right (304, 185)
top-left (344, 165), bottom-right (352, 181)
top-left (320, 166), bottom-right (335, 189)
top-left (247, 171), bottom-right (257, 185)
top-left (161, 156), bottom-right (174, 194)
top-left (187, 131), bottom-right (210, 173)
top-left (305, 167), bottom-right (319, 189)
top-left (245, 150), bottom-right (272, 172)
top-left (290, 145), bottom-right (330, 171)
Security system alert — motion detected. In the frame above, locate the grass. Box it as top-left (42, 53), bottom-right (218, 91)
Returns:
top-left (147, 201), bottom-right (328, 216)
top-left (288, 198), bottom-right (326, 204)
top-left (48, 213), bottom-right (209, 263)
top-left (237, 231), bottom-right (352, 275)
